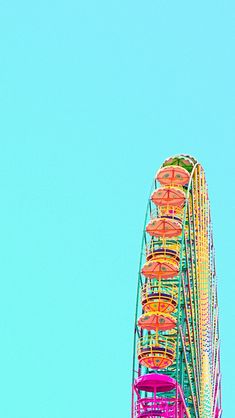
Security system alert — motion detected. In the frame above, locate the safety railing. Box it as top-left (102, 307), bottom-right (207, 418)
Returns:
top-left (149, 205), bottom-right (184, 221)
top-left (137, 334), bottom-right (176, 359)
top-left (145, 238), bottom-right (180, 262)
top-left (135, 397), bottom-right (176, 418)
top-left (141, 282), bottom-right (178, 311)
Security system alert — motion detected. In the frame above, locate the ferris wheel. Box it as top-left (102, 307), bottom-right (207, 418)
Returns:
top-left (132, 155), bottom-right (222, 418)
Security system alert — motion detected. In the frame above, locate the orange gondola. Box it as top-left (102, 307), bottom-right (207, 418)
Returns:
top-left (151, 186), bottom-right (186, 207)
top-left (156, 165), bottom-right (190, 186)
top-left (141, 259), bottom-right (179, 279)
top-left (146, 217), bottom-right (182, 238)
top-left (137, 335), bottom-right (176, 369)
top-left (138, 312), bottom-right (176, 331)
top-left (141, 283), bottom-right (178, 314)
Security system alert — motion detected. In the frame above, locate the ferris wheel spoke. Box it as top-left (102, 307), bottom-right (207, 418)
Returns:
top-left (181, 270), bottom-right (200, 405)
top-left (178, 325), bottom-right (199, 418)
top-left (186, 199), bottom-right (203, 391)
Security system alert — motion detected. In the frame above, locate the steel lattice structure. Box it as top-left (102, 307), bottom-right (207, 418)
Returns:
top-left (132, 155), bottom-right (222, 418)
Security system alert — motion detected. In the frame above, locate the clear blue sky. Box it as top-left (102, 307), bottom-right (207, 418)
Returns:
top-left (0, 1), bottom-right (233, 417)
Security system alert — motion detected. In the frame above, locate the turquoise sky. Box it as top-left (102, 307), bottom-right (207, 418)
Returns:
top-left (0, 0), bottom-right (233, 417)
